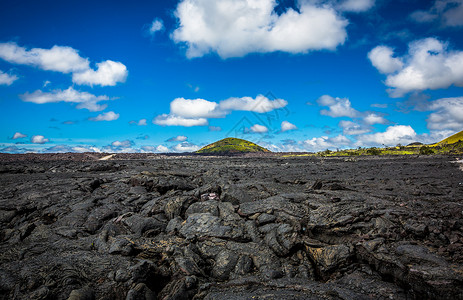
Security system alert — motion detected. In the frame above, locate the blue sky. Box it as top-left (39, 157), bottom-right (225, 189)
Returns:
top-left (1, 0), bottom-right (462, 153)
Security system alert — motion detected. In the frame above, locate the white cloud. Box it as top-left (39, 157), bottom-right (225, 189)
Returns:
top-left (156, 145), bottom-right (170, 153)
top-left (172, 0), bottom-right (348, 58)
top-left (149, 19), bottom-right (164, 35)
top-left (369, 38), bottom-right (463, 97)
top-left (102, 140), bottom-right (136, 153)
top-left (0, 42), bottom-right (89, 73)
top-left (219, 95), bottom-right (287, 113)
top-left (31, 135), bottom-right (49, 144)
top-left (338, 0), bottom-right (375, 12)
top-left (170, 98), bottom-right (222, 118)
top-left (315, 95), bottom-right (388, 132)
top-left (303, 134), bottom-right (351, 152)
top-left (72, 60), bottom-right (128, 86)
top-left (0, 42), bottom-right (127, 87)
top-left (0, 70), bottom-right (18, 85)
top-left (12, 132), bottom-right (27, 139)
top-left (72, 146), bottom-right (101, 153)
top-left (140, 146), bottom-right (155, 152)
top-left (173, 142), bottom-right (200, 152)
top-left (89, 111), bottom-right (120, 122)
top-left (338, 120), bottom-right (370, 135)
top-left (250, 124), bottom-right (268, 133)
top-left (111, 140), bottom-right (133, 148)
top-left (153, 114), bottom-right (208, 126)
top-left (363, 113), bottom-right (387, 125)
top-left (20, 87), bottom-right (109, 112)
top-left (281, 121), bottom-right (297, 132)
top-left (140, 145), bottom-right (170, 153)
top-left (367, 46), bottom-right (403, 74)
top-left (357, 125), bottom-right (417, 146)
top-left (426, 97), bottom-right (463, 131)
top-left (167, 135), bottom-right (188, 142)
top-left (410, 0), bottom-right (463, 27)
top-left (317, 95), bottom-right (359, 118)
top-left (154, 94), bottom-right (287, 127)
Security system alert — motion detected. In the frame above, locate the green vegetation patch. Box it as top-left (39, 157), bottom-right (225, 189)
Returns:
top-left (435, 130), bottom-right (463, 146)
top-left (196, 138), bottom-right (270, 154)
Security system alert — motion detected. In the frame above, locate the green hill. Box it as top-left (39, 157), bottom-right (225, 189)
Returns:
top-left (196, 138), bottom-right (270, 154)
top-left (435, 130), bottom-right (463, 145)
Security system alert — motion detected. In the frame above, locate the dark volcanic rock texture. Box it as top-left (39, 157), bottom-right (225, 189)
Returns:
top-left (1, 155), bottom-right (463, 299)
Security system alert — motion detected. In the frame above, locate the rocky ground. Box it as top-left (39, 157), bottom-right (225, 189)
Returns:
top-left (0, 154), bottom-right (463, 299)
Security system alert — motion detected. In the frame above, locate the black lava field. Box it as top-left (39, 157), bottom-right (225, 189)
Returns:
top-left (1, 154), bottom-right (463, 299)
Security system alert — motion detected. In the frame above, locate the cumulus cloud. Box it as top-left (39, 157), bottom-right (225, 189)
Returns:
top-left (363, 113), bottom-right (387, 125)
top-left (410, 0), bottom-right (463, 27)
top-left (72, 60), bottom-right (128, 86)
top-left (171, 98), bottom-right (222, 118)
top-left (425, 97), bottom-right (463, 131)
top-left (0, 70), bottom-right (18, 85)
top-left (12, 132), bottom-right (27, 139)
top-left (166, 135), bottom-right (188, 142)
top-left (31, 135), bottom-right (49, 144)
top-left (172, 0), bottom-right (348, 58)
top-left (367, 46), bottom-right (403, 74)
top-left (317, 95), bottom-right (359, 118)
top-left (281, 121), bottom-right (297, 132)
top-left (140, 145), bottom-right (170, 153)
top-left (102, 140), bottom-right (136, 153)
top-left (89, 111), bottom-right (120, 122)
top-left (357, 125), bottom-right (417, 146)
top-left (0, 42), bottom-right (127, 86)
top-left (20, 87), bottom-right (110, 112)
top-left (338, 120), bottom-right (370, 135)
top-left (0, 42), bottom-right (89, 73)
top-left (110, 140), bottom-right (133, 149)
top-left (303, 135), bottom-right (351, 152)
top-left (315, 95), bottom-right (388, 133)
top-left (156, 145), bottom-right (170, 153)
top-left (173, 142), bottom-right (200, 152)
top-left (153, 114), bottom-right (208, 126)
top-left (337, 0), bottom-right (375, 12)
top-left (71, 146), bottom-right (101, 153)
top-left (154, 95), bottom-right (287, 127)
top-left (140, 146), bottom-right (155, 152)
top-left (250, 124), bottom-right (268, 133)
top-left (219, 95), bottom-right (287, 114)
top-left (369, 38), bottom-right (463, 97)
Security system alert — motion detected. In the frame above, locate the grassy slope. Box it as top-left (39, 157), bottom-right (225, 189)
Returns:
top-left (435, 130), bottom-right (463, 145)
top-left (196, 138), bottom-right (270, 154)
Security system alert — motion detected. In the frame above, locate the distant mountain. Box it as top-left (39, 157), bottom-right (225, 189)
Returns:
top-left (196, 138), bottom-right (270, 154)
top-left (436, 130), bottom-right (463, 145)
